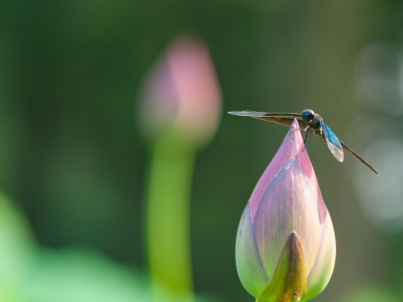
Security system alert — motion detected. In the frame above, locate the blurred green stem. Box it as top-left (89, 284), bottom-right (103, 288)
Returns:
top-left (145, 132), bottom-right (196, 302)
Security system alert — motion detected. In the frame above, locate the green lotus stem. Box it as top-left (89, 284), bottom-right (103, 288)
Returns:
top-left (145, 132), bottom-right (196, 302)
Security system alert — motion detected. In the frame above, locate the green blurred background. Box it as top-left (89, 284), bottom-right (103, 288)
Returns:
top-left (1, 0), bottom-right (403, 301)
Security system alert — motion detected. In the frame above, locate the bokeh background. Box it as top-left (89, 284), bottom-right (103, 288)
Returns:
top-left (1, 0), bottom-right (403, 301)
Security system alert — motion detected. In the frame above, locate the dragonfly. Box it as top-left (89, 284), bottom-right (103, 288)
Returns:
top-left (228, 109), bottom-right (379, 175)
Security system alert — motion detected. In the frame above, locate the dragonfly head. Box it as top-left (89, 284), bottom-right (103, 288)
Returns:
top-left (302, 109), bottom-right (315, 123)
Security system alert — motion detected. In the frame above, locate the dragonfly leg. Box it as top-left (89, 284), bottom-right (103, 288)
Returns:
top-left (303, 127), bottom-right (310, 144)
top-left (302, 125), bottom-right (313, 153)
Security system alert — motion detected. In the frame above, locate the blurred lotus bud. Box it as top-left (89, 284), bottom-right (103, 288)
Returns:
top-left (138, 36), bottom-right (222, 146)
top-left (236, 120), bottom-right (336, 302)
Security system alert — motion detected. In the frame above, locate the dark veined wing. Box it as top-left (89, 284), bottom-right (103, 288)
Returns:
top-left (339, 139), bottom-right (380, 176)
top-left (228, 111), bottom-right (301, 118)
top-left (319, 120), bottom-right (344, 162)
top-left (228, 111), bottom-right (312, 132)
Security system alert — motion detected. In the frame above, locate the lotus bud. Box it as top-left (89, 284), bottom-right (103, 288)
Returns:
top-left (137, 36), bottom-right (222, 302)
top-left (236, 120), bottom-right (336, 302)
top-left (138, 36), bottom-right (221, 146)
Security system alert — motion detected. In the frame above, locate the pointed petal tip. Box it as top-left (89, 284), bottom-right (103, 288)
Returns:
top-left (284, 119), bottom-right (304, 148)
top-left (289, 231), bottom-right (298, 241)
top-left (291, 118), bottom-right (300, 130)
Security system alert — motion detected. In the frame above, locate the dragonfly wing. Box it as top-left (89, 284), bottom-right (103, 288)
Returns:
top-left (228, 111), bottom-right (301, 118)
top-left (320, 120), bottom-right (344, 162)
top-left (339, 139), bottom-right (379, 175)
top-left (255, 116), bottom-right (311, 131)
top-left (228, 111), bottom-right (312, 131)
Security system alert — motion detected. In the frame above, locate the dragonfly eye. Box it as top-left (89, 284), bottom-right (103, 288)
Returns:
top-left (302, 109), bottom-right (315, 122)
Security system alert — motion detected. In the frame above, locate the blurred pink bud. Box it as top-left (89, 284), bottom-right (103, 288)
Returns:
top-left (236, 120), bottom-right (336, 302)
top-left (138, 36), bottom-right (222, 145)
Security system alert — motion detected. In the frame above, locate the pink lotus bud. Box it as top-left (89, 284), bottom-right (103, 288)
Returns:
top-left (236, 120), bottom-right (336, 302)
top-left (138, 36), bottom-right (222, 145)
